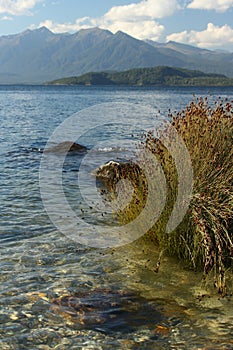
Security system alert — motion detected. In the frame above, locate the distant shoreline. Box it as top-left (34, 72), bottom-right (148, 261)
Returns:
top-left (1, 83), bottom-right (233, 88)
top-left (47, 66), bottom-right (233, 87)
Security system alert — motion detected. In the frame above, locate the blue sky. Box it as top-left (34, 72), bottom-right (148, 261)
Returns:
top-left (0, 0), bottom-right (233, 51)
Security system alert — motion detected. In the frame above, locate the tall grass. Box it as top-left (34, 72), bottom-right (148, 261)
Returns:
top-left (111, 97), bottom-right (232, 294)
top-left (97, 97), bottom-right (232, 293)
top-left (143, 96), bottom-right (233, 293)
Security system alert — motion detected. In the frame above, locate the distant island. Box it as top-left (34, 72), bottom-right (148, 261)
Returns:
top-left (47, 66), bottom-right (233, 87)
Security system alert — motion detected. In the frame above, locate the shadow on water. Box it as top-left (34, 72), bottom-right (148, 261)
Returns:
top-left (50, 288), bottom-right (164, 335)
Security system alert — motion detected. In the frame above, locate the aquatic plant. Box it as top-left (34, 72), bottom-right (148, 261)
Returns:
top-left (112, 96), bottom-right (233, 294)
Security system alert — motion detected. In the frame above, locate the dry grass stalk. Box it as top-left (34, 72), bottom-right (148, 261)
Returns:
top-left (118, 97), bottom-right (233, 294)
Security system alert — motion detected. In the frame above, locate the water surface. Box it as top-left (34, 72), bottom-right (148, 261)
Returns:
top-left (0, 85), bottom-right (233, 349)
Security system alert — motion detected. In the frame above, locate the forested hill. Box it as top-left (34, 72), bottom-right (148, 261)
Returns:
top-left (48, 66), bottom-right (233, 86)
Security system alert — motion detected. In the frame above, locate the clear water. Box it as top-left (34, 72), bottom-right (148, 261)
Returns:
top-left (0, 85), bottom-right (233, 349)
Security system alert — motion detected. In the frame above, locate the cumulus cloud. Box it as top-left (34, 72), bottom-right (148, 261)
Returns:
top-left (37, 0), bottom-right (179, 41)
top-left (0, 0), bottom-right (41, 16)
top-left (102, 20), bottom-right (164, 41)
top-left (167, 23), bottom-right (233, 50)
top-left (38, 17), bottom-right (165, 42)
top-left (104, 0), bottom-right (180, 21)
top-left (97, 0), bottom-right (178, 40)
top-left (188, 0), bottom-right (233, 12)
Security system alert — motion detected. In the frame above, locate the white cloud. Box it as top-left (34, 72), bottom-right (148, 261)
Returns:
top-left (36, 0), bottom-right (179, 41)
top-left (167, 23), bottom-right (233, 50)
top-left (104, 20), bottom-right (164, 41)
top-left (1, 15), bottom-right (13, 20)
top-left (104, 0), bottom-right (180, 21)
top-left (187, 0), bottom-right (233, 12)
top-left (97, 0), bottom-right (177, 40)
top-left (0, 0), bottom-right (41, 16)
top-left (38, 17), bottom-right (165, 42)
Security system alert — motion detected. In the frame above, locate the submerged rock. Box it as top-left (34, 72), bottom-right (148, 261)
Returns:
top-left (50, 288), bottom-right (163, 333)
top-left (44, 141), bottom-right (87, 154)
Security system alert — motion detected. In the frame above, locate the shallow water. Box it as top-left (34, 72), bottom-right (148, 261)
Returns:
top-left (0, 85), bottom-right (233, 349)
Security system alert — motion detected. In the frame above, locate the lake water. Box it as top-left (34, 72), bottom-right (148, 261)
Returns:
top-left (0, 85), bottom-right (233, 349)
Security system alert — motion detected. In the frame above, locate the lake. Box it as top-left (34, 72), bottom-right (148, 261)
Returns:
top-left (0, 85), bottom-right (233, 349)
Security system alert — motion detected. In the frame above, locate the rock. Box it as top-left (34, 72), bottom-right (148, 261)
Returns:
top-left (94, 160), bottom-right (144, 191)
top-left (50, 288), bottom-right (163, 333)
top-left (44, 141), bottom-right (87, 154)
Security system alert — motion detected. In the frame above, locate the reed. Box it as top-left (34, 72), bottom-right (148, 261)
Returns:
top-left (118, 96), bottom-right (233, 294)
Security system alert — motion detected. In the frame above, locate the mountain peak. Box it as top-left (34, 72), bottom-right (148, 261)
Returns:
top-left (20, 26), bottom-right (54, 38)
top-left (114, 30), bottom-right (142, 43)
top-left (115, 30), bottom-right (131, 37)
top-left (35, 26), bottom-right (53, 34)
top-left (78, 27), bottom-right (110, 33)
top-left (73, 27), bottom-right (113, 39)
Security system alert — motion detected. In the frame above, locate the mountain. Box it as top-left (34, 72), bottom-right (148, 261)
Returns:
top-left (145, 40), bottom-right (233, 77)
top-left (48, 66), bottom-right (233, 86)
top-left (0, 27), bottom-right (232, 84)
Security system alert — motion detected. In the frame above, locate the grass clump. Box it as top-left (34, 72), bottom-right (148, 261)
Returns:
top-left (145, 96), bottom-right (233, 294)
top-left (113, 96), bottom-right (232, 294)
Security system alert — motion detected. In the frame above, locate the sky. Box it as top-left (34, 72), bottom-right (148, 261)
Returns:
top-left (0, 0), bottom-right (233, 51)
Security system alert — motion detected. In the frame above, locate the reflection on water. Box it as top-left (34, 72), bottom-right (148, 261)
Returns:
top-left (0, 86), bottom-right (233, 349)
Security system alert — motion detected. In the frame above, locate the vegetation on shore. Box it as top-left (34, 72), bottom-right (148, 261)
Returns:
top-left (148, 96), bottom-right (233, 294)
top-left (100, 97), bottom-right (233, 294)
top-left (48, 66), bottom-right (233, 86)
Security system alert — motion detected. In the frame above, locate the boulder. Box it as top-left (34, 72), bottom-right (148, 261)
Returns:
top-left (94, 160), bottom-right (145, 191)
top-left (44, 141), bottom-right (87, 154)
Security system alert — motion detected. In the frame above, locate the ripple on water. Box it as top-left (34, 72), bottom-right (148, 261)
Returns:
top-left (1, 85), bottom-right (233, 349)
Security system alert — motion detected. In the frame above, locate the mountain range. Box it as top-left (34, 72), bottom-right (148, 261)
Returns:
top-left (0, 26), bottom-right (233, 84)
